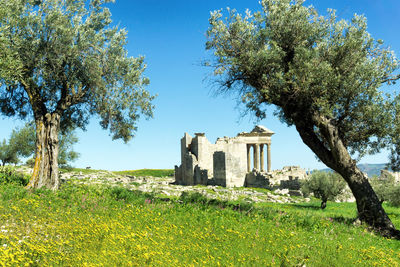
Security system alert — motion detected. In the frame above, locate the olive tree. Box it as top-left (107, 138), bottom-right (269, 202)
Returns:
top-left (0, 139), bottom-right (19, 166)
top-left (0, 0), bottom-right (155, 190)
top-left (0, 123), bottom-right (35, 166)
top-left (8, 123), bottom-right (80, 169)
top-left (206, 0), bottom-right (400, 237)
top-left (301, 171), bottom-right (346, 209)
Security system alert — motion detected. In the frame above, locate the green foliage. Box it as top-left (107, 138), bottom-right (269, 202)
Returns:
top-left (0, 139), bottom-right (19, 166)
top-left (108, 186), bottom-right (146, 202)
top-left (0, 183), bottom-right (400, 265)
top-left (0, 183), bottom-right (28, 201)
top-left (0, 123), bottom-right (35, 166)
top-left (4, 123), bottom-right (80, 168)
top-left (9, 123), bottom-right (36, 158)
top-left (388, 186), bottom-right (400, 207)
top-left (370, 174), bottom-right (395, 203)
top-left (179, 191), bottom-right (254, 212)
top-left (206, 1), bottom-right (400, 232)
top-left (57, 130), bottom-right (80, 169)
top-left (0, 166), bottom-right (29, 186)
top-left (0, 0), bottom-right (155, 142)
top-left (206, 0), bottom-right (399, 163)
top-left (371, 174), bottom-right (400, 207)
top-left (114, 169), bottom-right (174, 177)
top-left (179, 191), bottom-right (211, 205)
top-left (301, 170), bottom-right (346, 208)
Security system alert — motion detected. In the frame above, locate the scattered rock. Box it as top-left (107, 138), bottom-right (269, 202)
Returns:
top-left (16, 166), bottom-right (307, 204)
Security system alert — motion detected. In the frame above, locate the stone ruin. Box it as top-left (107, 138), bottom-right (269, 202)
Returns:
top-left (174, 125), bottom-right (308, 189)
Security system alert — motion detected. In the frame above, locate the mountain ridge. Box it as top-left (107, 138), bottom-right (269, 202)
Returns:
top-left (320, 163), bottom-right (390, 177)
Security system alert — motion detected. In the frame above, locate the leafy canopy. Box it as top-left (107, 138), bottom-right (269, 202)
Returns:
top-left (0, 139), bottom-right (19, 166)
top-left (0, 123), bottom-right (35, 166)
top-left (206, 0), bottom-right (399, 159)
top-left (0, 0), bottom-right (154, 142)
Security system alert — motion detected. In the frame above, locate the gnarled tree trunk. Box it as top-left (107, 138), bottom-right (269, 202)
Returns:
top-left (339, 162), bottom-right (397, 237)
top-left (294, 113), bottom-right (400, 238)
top-left (27, 113), bottom-right (61, 190)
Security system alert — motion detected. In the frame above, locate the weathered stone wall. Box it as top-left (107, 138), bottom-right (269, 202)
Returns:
top-left (175, 132), bottom-right (254, 187)
top-left (269, 166), bottom-right (308, 186)
top-left (213, 151), bottom-right (227, 186)
top-left (279, 178), bottom-right (301, 190)
top-left (195, 134), bottom-right (216, 178)
top-left (245, 171), bottom-right (270, 188)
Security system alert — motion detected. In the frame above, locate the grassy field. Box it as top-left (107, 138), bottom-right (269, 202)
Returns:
top-left (58, 168), bottom-right (175, 177)
top-left (0, 182), bottom-right (400, 266)
top-left (114, 169), bottom-right (174, 177)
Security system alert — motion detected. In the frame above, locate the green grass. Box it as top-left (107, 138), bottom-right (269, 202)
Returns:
top-left (0, 183), bottom-right (400, 266)
top-left (114, 169), bottom-right (174, 177)
top-left (59, 167), bottom-right (102, 174)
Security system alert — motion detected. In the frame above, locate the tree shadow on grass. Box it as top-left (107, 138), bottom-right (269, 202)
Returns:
top-left (290, 203), bottom-right (357, 225)
top-left (291, 203), bottom-right (321, 210)
top-left (330, 216), bottom-right (356, 225)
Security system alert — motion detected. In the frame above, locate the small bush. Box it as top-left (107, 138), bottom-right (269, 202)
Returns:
top-left (369, 173), bottom-right (400, 207)
top-left (301, 170), bottom-right (346, 209)
top-left (387, 185), bottom-right (400, 207)
top-left (108, 186), bottom-right (145, 202)
top-left (180, 191), bottom-right (209, 205)
top-left (370, 174), bottom-right (395, 203)
top-left (0, 166), bottom-right (29, 186)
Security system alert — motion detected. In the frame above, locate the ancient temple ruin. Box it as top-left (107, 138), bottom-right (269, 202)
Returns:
top-left (174, 125), bottom-right (274, 187)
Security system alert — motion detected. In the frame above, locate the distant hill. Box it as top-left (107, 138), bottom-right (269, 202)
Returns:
top-left (320, 163), bottom-right (390, 178)
top-left (357, 163), bottom-right (391, 177)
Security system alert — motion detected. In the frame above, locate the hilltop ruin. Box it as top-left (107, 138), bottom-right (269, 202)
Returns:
top-left (174, 126), bottom-right (307, 189)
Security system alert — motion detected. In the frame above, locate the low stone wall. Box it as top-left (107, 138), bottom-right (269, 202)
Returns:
top-left (279, 179), bottom-right (301, 190)
top-left (244, 171), bottom-right (271, 189)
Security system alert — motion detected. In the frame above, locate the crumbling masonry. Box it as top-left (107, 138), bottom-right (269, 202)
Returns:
top-left (174, 125), bottom-right (274, 187)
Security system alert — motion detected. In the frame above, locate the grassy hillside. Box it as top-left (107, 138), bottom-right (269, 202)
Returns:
top-left (0, 182), bottom-right (399, 266)
top-left (114, 169), bottom-right (174, 177)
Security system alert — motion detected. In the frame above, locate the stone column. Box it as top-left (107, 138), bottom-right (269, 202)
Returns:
top-left (267, 143), bottom-right (271, 172)
top-left (260, 144), bottom-right (264, 172)
top-left (247, 144), bottom-right (251, 172)
top-left (254, 144), bottom-right (260, 170)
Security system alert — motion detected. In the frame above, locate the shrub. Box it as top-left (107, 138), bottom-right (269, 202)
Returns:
top-left (387, 185), bottom-right (400, 207)
top-left (108, 186), bottom-right (147, 203)
top-left (179, 191), bottom-right (209, 205)
top-left (370, 174), bottom-right (395, 203)
top-left (0, 166), bottom-right (29, 186)
top-left (369, 172), bottom-right (400, 207)
top-left (301, 170), bottom-right (346, 209)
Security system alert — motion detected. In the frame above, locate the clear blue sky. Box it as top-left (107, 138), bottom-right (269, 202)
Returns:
top-left (1, 0), bottom-right (399, 171)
